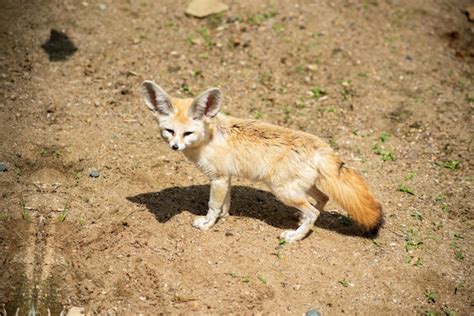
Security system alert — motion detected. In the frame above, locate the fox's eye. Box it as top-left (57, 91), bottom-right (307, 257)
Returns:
top-left (183, 131), bottom-right (194, 137)
top-left (165, 129), bottom-right (174, 135)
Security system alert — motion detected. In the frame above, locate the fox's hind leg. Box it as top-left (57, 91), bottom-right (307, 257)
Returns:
top-left (308, 185), bottom-right (329, 210)
top-left (193, 177), bottom-right (231, 230)
top-left (272, 186), bottom-right (321, 243)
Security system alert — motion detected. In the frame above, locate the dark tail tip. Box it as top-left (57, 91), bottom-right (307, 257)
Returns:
top-left (364, 208), bottom-right (384, 238)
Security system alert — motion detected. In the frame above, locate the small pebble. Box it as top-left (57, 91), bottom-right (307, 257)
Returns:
top-left (227, 16), bottom-right (239, 23)
top-left (305, 309), bottom-right (321, 316)
top-left (0, 163), bottom-right (7, 172)
top-left (89, 169), bottom-right (100, 178)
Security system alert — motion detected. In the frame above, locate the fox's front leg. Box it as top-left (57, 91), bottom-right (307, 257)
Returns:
top-left (193, 177), bottom-right (231, 230)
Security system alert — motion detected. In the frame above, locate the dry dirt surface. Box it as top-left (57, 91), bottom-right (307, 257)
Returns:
top-left (0, 0), bottom-right (473, 315)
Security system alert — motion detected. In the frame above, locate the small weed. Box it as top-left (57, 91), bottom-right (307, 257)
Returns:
top-left (259, 72), bottom-right (273, 86)
top-left (180, 83), bottom-right (193, 96)
top-left (454, 282), bottom-right (464, 294)
top-left (207, 13), bottom-right (224, 28)
top-left (338, 279), bottom-right (350, 287)
top-left (78, 217), bottom-right (85, 225)
top-left (258, 276), bottom-right (267, 284)
top-left (254, 111), bottom-right (263, 119)
top-left (405, 172), bottom-right (416, 180)
top-left (423, 311), bottom-right (437, 316)
top-left (278, 239), bottom-right (286, 246)
top-left (372, 144), bottom-right (395, 161)
top-left (405, 255), bottom-right (422, 266)
top-left (357, 72), bottom-right (368, 77)
top-left (74, 169), bottom-right (82, 184)
top-left (15, 167), bottom-right (22, 180)
top-left (441, 203), bottom-right (449, 212)
top-left (21, 204), bottom-right (30, 222)
top-left (57, 203), bottom-right (69, 223)
top-left (397, 182), bottom-right (414, 195)
top-left (0, 210), bottom-right (11, 221)
top-left (197, 27), bottom-right (213, 47)
top-left (296, 101), bottom-right (306, 109)
top-left (466, 94), bottom-right (474, 104)
top-left (295, 66), bottom-right (305, 74)
top-left (310, 87), bottom-right (327, 100)
top-left (372, 239), bottom-right (381, 247)
top-left (283, 107), bottom-right (292, 123)
top-left (228, 272), bottom-right (238, 278)
top-left (449, 241), bottom-right (459, 249)
top-left (272, 23), bottom-right (285, 34)
top-left (193, 69), bottom-right (202, 77)
top-left (247, 11), bottom-right (277, 26)
top-left (441, 160), bottom-right (460, 170)
top-left (433, 221), bottom-right (443, 230)
top-left (242, 277), bottom-right (250, 283)
top-left (424, 290), bottom-right (439, 304)
top-left (405, 229), bottom-right (423, 251)
top-left (272, 251), bottom-right (282, 259)
top-left (379, 132), bottom-right (390, 143)
top-left (410, 210), bottom-right (423, 221)
top-left (453, 233), bottom-right (464, 240)
top-left (328, 137), bottom-right (338, 149)
top-left (443, 306), bottom-right (459, 316)
top-left (454, 250), bottom-right (464, 261)
top-left (339, 85), bottom-right (351, 100)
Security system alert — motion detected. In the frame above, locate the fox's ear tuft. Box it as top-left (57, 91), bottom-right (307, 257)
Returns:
top-left (189, 88), bottom-right (221, 119)
top-left (141, 81), bottom-right (173, 116)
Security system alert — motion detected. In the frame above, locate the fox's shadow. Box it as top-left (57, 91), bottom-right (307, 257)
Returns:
top-left (127, 185), bottom-right (371, 237)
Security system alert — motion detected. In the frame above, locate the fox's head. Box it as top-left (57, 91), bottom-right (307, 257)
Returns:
top-left (141, 80), bottom-right (221, 151)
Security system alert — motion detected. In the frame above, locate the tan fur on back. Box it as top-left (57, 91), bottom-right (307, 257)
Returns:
top-left (183, 113), bottom-right (383, 231)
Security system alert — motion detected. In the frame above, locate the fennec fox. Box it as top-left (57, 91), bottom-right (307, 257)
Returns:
top-left (141, 81), bottom-right (383, 242)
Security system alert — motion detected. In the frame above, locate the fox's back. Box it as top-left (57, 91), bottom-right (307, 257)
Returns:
top-left (194, 114), bottom-right (332, 183)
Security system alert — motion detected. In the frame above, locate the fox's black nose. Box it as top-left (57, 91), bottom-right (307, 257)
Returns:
top-left (171, 144), bottom-right (179, 150)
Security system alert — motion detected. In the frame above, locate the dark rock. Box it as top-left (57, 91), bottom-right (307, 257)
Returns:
top-left (0, 163), bottom-right (7, 172)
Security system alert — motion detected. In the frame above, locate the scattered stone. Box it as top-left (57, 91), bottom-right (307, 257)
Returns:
top-left (67, 306), bottom-right (85, 316)
top-left (227, 16), bottom-right (239, 23)
top-left (98, 3), bottom-right (107, 11)
top-left (0, 163), bottom-right (7, 172)
top-left (305, 309), bottom-right (321, 316)
top-left (89, 169), bottom-right (100, 178)
top-left (185, 0), bottom-right (229, 18)
top-left (47, 104), bottom-right (56, 113)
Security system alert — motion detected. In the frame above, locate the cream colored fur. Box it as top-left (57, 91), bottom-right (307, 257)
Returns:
top-left (141, 81), bottom-right (383, 242)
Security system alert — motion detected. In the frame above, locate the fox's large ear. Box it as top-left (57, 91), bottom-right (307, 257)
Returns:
top-left (189, 88), bottom-right (221, 119)
top-left (141, 81), bottom-right (174, 116)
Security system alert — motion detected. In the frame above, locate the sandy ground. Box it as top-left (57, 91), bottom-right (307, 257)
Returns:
top-left (0, 0), bottom-right (473, 315)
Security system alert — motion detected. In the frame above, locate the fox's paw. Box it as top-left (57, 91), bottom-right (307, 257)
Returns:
top-left (192, 216), bottom-right (215, 230)
top-left (280, 230), bottom-right (302, 243)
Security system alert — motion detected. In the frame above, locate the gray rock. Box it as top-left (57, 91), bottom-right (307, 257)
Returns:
top-left (0, 163), bottom-right (7, 172)
top-left (305, 309), bottom-right (321, 316)
top-left (89, 169), bottom-right (100, 178)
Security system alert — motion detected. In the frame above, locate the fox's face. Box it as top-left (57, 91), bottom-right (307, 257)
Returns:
top-left (141, 81), bottom-right (221, 151)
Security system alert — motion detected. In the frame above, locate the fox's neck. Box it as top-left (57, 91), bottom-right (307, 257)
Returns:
top-left (182, 121), bottom-right (219, 163)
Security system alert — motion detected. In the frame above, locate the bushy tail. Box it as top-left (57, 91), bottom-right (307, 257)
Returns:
top-left (316, 155), bottom-right (383, 235)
